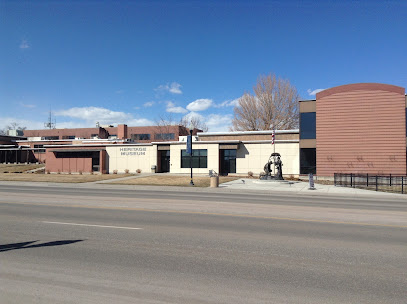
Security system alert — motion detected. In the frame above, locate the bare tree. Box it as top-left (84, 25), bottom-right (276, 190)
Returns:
top-left (153, 114), bottom-right (179, 141)
top-left (179, 116), bottom-right (208, 132)
top-left (0, 122), bottom-right (27, 135)
top-left (231, 73), bottom-right (299, 131)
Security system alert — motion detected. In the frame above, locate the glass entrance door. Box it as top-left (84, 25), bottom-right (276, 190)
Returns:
top-left (160, 150), bottom-right (170, 173)
top-left (220, 149), bottom-right (236, 175)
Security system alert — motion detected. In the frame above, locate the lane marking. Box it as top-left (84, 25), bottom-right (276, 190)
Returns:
top-left (42, 221), bottom-right (143, 230)
top-left (1, 201), bottom-right (406, 229)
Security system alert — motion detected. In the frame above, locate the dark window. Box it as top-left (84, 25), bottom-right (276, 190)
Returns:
top-left (300, 148), bottom-right (316, 174)
top-left (42, 136), bottom-right (59, 140)
top-left (34, 144), bottom-right (45, 153)
top-left (55, 151), bottom-right (99, 158)
top-left (300, 112), bottom-right (316, 139)
top-left (181, 149), bottom-right (207, 168)
top-left (155, 133), bottom-right (175, 140)
top-left (62, 135), bottom-right (75, 139)
top-left (221, 149), bottom-right (236, 175)
top-left (131, 134), bottom-right (151, 141)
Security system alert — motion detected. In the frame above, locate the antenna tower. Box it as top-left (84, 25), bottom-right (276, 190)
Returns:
top-left (44, 110), bottom-right (56, 129)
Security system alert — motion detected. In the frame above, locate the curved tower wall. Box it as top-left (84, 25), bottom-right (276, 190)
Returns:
top-left (316, 83), bottom-right (406, 176)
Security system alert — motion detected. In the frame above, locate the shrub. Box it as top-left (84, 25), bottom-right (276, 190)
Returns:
top-left (113, 170), bottom-right (118, 174)
top-left (136, 169), bottom-right (141, 174)
top-left (78, 170), bottom-right (83, 175)
top-left (124, 169), bottom-right (129, 174)
top-left (46, 170), bottom-right (50, 174)
top-left (248, 171), bottom-right (254, 178)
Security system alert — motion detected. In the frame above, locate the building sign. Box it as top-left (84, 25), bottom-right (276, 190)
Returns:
top-left (120, 147), bottom-right (147, 156)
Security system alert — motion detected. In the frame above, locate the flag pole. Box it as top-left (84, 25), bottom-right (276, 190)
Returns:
top-left (272, 125), bottom-right (276, 175)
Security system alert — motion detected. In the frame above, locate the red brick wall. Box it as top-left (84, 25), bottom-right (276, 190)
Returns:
top-left (45, 151), bottom-right (93, 173)
top-left (316, 83), bottom-right (406, 176)
top-left (117, 124), bottom-right (128, 139)
top-left (23, 128), bottom-right (108, 139)
top-left (45, 147), bottom-right (106, 173)
top-left (23, 125), bottom-right (191, 142)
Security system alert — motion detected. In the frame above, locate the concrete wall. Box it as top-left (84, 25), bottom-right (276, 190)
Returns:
top-left (106, 145), bottom-right (157, 173)
top-left (169, 143), bottom-right (220, 174)
top-left (166, 142), bottom-right (299, 176)
top-left (236, 142), bottom-right (299, 176)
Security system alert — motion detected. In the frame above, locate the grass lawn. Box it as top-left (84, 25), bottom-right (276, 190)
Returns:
top-left (0, 164), bottom-right (44, 173)
top-left (108, 175), bottom-right (241, 187)
top-left (0, 173), bottom-right (134, 183)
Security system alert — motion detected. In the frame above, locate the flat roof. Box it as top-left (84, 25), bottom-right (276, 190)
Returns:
top-left (299, 99), bottom-right (316, 102)
top-left (197, 129), bottom-right (299, 136)
top-left (49, 149), bottom-right (104, 152)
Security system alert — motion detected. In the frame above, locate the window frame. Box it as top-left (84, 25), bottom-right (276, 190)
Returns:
top-left (181, 149), bottom-right (207, 168)
top-left (300, 112), bottom-right (316, 139)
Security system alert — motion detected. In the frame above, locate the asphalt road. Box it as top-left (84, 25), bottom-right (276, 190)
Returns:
top-left (1, 184), bottom-right (406, 303)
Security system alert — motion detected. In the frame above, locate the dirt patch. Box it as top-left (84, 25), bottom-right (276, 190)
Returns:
top-left (108, 175), bottom-right (240, 187)
top-left (0, 173), bottom-right (134, 183)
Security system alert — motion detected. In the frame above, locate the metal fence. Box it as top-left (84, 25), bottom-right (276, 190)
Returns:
top-left (334, 173), bottom-right (406, 194)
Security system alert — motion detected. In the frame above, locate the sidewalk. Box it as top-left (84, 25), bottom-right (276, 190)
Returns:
top-left (1, 175), bottom-right (405, 200)
top-left (217, 178), bottom-right (406, 198)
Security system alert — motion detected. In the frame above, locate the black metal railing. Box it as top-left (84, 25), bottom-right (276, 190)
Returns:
top-left (334, 173), bottom-right (406, 194)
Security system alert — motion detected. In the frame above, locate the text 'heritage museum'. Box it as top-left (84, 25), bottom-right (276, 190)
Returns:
top-left (1, 83), bottom-right (406, 177)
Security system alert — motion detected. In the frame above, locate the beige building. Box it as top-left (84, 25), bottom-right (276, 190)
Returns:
top-left (105, 130), bottom-right (300, 176)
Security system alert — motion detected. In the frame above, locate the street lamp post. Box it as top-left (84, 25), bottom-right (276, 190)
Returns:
top-left (189, 127), bottom-right (194, 186)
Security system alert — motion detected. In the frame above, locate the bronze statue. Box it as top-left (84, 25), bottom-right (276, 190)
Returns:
top-left (260, 152), bottom-right (284, 180)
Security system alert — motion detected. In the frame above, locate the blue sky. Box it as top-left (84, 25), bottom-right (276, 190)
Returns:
top-left (1, 0), bottom-right (406, 132)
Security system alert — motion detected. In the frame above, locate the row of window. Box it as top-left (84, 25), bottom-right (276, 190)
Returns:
top-left (41, 136), bottom-right (59, 140)
top-left (131, 133), bottom-right (175, 141)
top-left (34, 133), bottom-right (178, 141)
top-left (34, 144), bottom-right (45, 153)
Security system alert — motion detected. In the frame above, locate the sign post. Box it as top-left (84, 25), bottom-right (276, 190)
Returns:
top-left (308, 173), bottom-right (315, 190)
top-left (187, 130), bottom-right (194, 186)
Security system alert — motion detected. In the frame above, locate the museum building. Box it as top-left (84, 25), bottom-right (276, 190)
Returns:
top-left (3, 82), bottom-right (406, 178)
top-left (299, 83), bottom-right (407, 176)
top-left (43, 129), bottom-right (300, 176)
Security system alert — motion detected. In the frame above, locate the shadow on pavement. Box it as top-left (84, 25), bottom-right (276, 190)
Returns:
top-left (0, 240), bottom-right (84, 252)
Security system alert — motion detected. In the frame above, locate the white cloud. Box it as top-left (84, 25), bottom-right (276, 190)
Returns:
top-left (0, 117), bottom-right (44, 130)
top-left (20, 39), bottom-right (30, 49)
top-left (186, 98), bottom-right (213, 112)
top-left (168, 82), bottom-right (182, 94)
top-left (307, 88), bottom-right (325, 96)
top-left (0, 105), bottom-right (155, 131)
top-left (166, 101), bottom-right (188, 114)
top-left (206, 114), bottom-right (233, 132)
top-left (155, 82), bottom-right (182, 94)
top-left (55, 107), bottom-right (132, 124)
top-left (127, 118), bottom-right (155, 126)
top-left (143, 101), bottom-right (155, 107)
top-left (215, 98), bottom-right (240, 108)
top-left (20, 103), bottom-right (36, 108)
top-left (181, 112), bottom-right (232, 132)
top-left (183, 111), bottom-right (204, 122)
